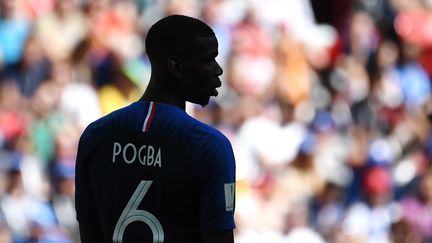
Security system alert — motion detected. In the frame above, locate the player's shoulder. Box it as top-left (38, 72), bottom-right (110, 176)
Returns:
top-left (175, 108), bottom-right (222, 137)
top-left (80, 103), bottom-right (137, 143)
top-left (157, 104), bottom-right (227, 144)
top-left (186, 115), bottom-right (232, 153)
top-left (85, 102), bottom-right (143, 131)
top-left (80, 112), bottom-right (110, 139)
top-left (194, 120), bottom-right (228, 143)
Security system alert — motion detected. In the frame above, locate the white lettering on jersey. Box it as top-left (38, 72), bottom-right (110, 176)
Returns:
top-left (224, 183), bottom-right (235, 211)
top-left (113, 142), bottom-right (121, 162)
top-left (123, 143), bottom-right (136, 164)
top-left (112, 142), bottom-right (162, 167)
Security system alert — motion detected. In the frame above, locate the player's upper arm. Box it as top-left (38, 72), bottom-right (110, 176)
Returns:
top-left (75, 127), bottom-right (99, 223)
top-left (75, 123), bottom-right (104, 240)
top-left (201, 229), bottom-right (234, 243)
top-left (198, 130), bottom-right (236, 231)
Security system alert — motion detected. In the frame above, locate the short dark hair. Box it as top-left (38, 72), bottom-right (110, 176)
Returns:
top-left (145, 15), bottom-right (215, 61)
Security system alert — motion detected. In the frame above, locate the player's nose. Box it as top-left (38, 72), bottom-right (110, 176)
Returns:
top-left (215, 62), bottom-right (223, 76)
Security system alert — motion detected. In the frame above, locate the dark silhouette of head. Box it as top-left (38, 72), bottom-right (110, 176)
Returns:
top-left (143, 15), bottom-right (223, 108)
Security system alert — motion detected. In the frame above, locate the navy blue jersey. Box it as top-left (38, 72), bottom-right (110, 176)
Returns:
top-left (75, 101), bottom-right (236, 243)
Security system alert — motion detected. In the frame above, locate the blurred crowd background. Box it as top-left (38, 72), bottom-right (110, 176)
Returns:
top-left (1, 0), bottom-right (432, 242)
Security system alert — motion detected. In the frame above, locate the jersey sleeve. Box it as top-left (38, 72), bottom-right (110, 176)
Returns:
top-left (198, 131), bottom-right (236, 232)
top-left (75, 125), bottom-right (100, 224)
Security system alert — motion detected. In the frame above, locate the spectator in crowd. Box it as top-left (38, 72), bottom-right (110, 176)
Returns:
top-left (0, 0), bottom-right (32, 68)
top-left (400, 169), bottom-right (432, 242)
top-left (341, 166), bottom-right (397, 243)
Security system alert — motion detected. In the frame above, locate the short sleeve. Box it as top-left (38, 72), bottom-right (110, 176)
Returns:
top-left (199, 133), bottom-right (236, 231)
top-left (75, 127), bottom-right (99, 224)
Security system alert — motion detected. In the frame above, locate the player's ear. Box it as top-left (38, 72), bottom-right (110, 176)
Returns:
top-left (166, 56), bottom-right (183, 78)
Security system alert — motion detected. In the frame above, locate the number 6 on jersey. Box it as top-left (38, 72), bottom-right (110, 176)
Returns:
top-left (113, 180), bottom-right (164, 243)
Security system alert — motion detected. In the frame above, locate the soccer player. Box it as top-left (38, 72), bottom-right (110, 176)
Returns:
top-left (75, 15), bottom-right (236, 243)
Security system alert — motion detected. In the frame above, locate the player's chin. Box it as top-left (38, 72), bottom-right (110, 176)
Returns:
top-left (190, 96), bottom-right (212, 107)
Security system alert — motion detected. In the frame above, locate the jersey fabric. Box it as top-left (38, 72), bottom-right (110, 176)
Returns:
top-left (75, 101), bottom-right (236, 243)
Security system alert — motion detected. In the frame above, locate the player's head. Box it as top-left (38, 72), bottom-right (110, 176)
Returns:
top-left (145, 15), bottom-right (223, 106)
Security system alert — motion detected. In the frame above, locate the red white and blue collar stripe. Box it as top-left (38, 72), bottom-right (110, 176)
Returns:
top-left (142, 101), bottom-right (157, 132)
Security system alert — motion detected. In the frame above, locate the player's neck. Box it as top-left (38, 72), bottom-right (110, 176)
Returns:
top-left (140, 81), bottom-right (186, 110)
